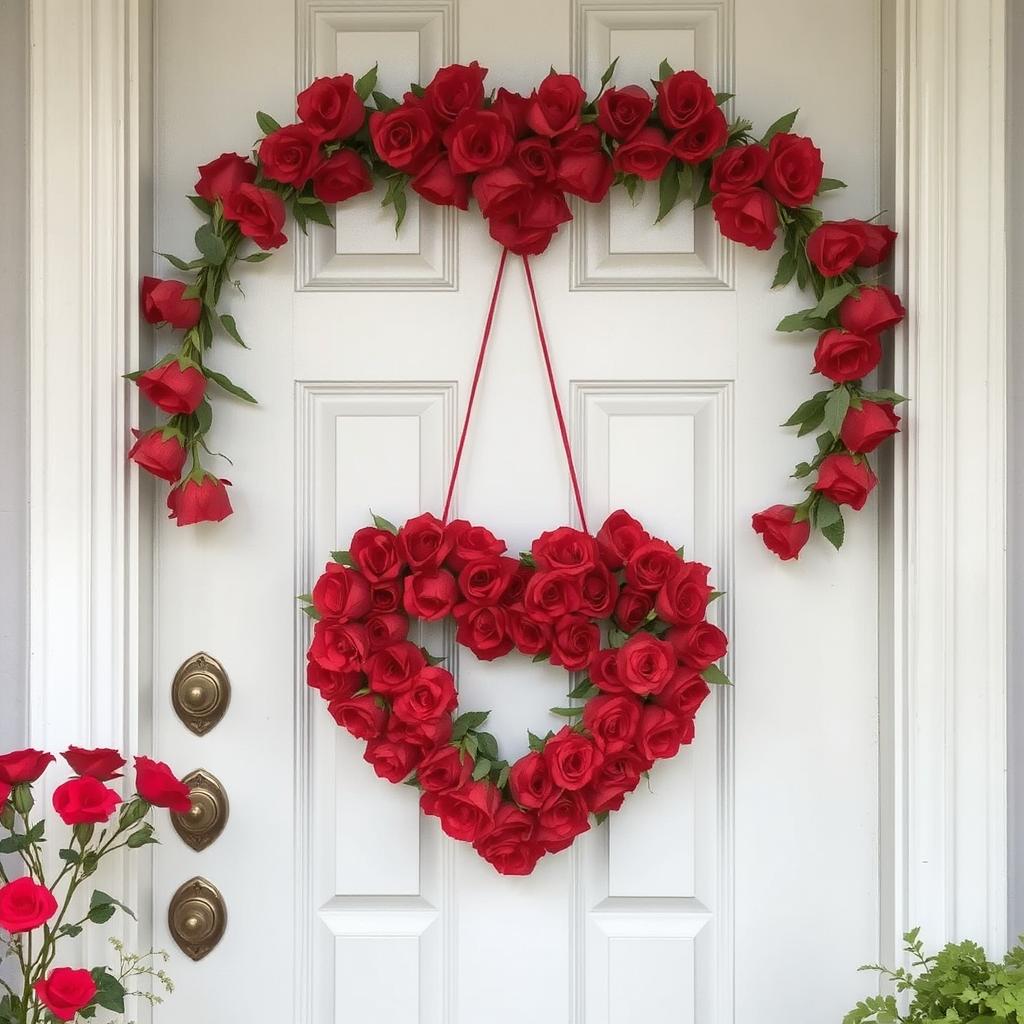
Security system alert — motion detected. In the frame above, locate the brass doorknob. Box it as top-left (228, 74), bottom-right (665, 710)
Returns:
top-left (168, 877), bottom-right (226, 961)
top-left (171, 652), bottom-right (231, 735)
top-left (170, 770), bottom-right (228, 851)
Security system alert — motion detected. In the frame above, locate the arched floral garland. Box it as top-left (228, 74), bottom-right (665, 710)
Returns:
top-left (129, 60), bottom-right (905, 560)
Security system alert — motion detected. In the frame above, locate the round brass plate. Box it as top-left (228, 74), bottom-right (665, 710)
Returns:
top-left (168, 877), bottom-right (226, 961)
top-left (171, 769), bottom-right (228, 852)
top-left (171, 652), bottom-right (230, 736)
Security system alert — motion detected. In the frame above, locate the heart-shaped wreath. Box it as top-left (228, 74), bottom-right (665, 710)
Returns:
top-left (301, 510), bottom-right (727, 875)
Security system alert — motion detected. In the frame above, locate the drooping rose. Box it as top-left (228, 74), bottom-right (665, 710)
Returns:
top-left (0, 749), bottom-right (55, 784)
top-left (136, 362), bottom-right (206, 415)
top-left (134, 755), bottom-right (192, 813)
top-left (222, 184), bottom-right (288, 249)
top-left (751, 504), bottom-right (811, 561)
top-left (166, 476), bottom-right (233, 526)
top-left (840, 400), bottom-right (901, 453)
top-left (128, 428), bottom-right (187, 482)
top-left (813, 454), bottom-right (878, 510)
top-left (140, 277), bottom-right (201, 330)
top-left (838, 286), bottom-right (906, 336)
top-left (61, 745), bottom-right (126, 781)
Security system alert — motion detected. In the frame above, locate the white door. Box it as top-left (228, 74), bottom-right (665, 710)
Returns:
top-left (151, 1), bottom-right (881, 1021)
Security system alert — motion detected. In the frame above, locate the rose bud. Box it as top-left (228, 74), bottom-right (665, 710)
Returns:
top-left (813, 329), bottom-right (882, 383)
top-left (813, 453), bottom-right (878, 510)
top-left (128, 428), bottom-right (187, 482)
top-left (194, 152), bottom-right (256, 203)
top-left (750, 505), bottom-right (811, 561)
top-left (411, 155), bottom-right (470, 209)
top-left (136, 361), bottom-right (206, 415)
top-left (52, 776), bottom-right (122, 826)
top-left (761, 132), bottom-right (823, 207)
top-left (526, 72), bottom-right (586, 137)
top-left (61, 745), bottom-right (126, 780)
top-left (611, 126), bottom-right (672, 180)
top-left (0, 877), bottom-right (58, 933)
top-left (140, 276), bottom-right (201, 330)
top-left (296, 74), bottom-right (365, 141)
top-left (596, 84), bottom-right (653, 141)
top-left (838, 286), bottom-right (906, 335)
top-left (166, 476), bottom-right (233, 526)
top-left (711, 188), bottom-right (778, 250)
top-left (134, 755), bottom-right (192, 813)
top-left (33, 968), bottom-right (98, 1023)
top-left (222, 183), bottom-right (288, 249)
top-left (840, 400), bottom-right (901, 453)
top-left (710, 143), bottom-right (770, 194)
top-left (312, 149), bottom-right (373, 204)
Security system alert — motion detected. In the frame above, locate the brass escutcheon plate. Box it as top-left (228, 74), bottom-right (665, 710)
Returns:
top-left (168, 877), bottom-right (226, 961)
top-left (171, 652), bottom-right (230, 736)
top-left (170, 769), bottom-right (228, 852)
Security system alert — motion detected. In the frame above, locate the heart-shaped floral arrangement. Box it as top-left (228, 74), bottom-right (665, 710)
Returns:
top-left (302, 509), bottom-right (729, 875)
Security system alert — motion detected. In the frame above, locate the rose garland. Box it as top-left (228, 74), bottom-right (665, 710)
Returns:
top-left (301, 510), bottom-right (728, 875)
top-left (129, 59), bottom-right (905, 559)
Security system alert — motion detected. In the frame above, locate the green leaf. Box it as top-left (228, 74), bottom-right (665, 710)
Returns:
top-left (157, 252), bottom-right (202, 272)
top-left (700, 664), bottom-right (732, 686)
top-left (821, 515), bottom-right (845, 550)
top-left (861, 388), bottom-right (908, 405)
top-left (607, 626), bottom-right (629, 648)
top-left (811, 280), bottom-right (858, 318)
top-left (90, 970), bottom-right (126, 1014)
top-left (118, 797), bottom-right (149, 828)
top-left (496, 765), bottom-right (510, 789)
top-left (600, 57), bottom-right (620, 88)
top-left (818, 177), bottom-right (847, 193)
top-left (355, 64), bottom-right (379, 101)
top-left (217, 313), bottom-right (248, 348)
top-left (476, 732), bottom-right (500, 761)
top-left (549, 706), bottom-right (583, 718)
top-left (256, 110), bottom-right (281, 135)
top-left (714, 91), bottom-right (735, 106)
top-left (300, 199), bottom-right (334, 228)
top-left (822, 386), bottom-right (851, 438)
top-left (760, 109), bottom-right (798, 144)
top-left (463, 734), bottom-right (478, 760)
top-left (782, 391), bottom-right (829, 428)
top-left (187, 195), bottom-right (214, 216)
top-left (657, 58), bottom-right (675, 81)
top-left (193, 399), bottom-right (213, 435)
top-left (451, 710), bottom-right (490, 741)
top-left (372, 90), bottom-right (400, 112)
top-left (89, 890), bottom-right (136, 921)
top-left (527, 731), bottom-right (546, 753)
top-left (594, 810), bottom-right (610, 826)
top-left (371, 512), bottom-right (398, 534)
top-left (331, 550), bottom-right (354, 566)
top-left (471, 758), bottom-right (492, 781)
top-left (772, 249), bottom-right (798, 288)
top-left (205, 368), bottom-right (257, 403)
top-left (655, 164), bottom-right (682, 223)
top-left (622, 174), bottom-right (644, 206)
top-left (775, 310), bottom-right (829, 333)
top-left (567, 678), bottom-right (598, 699)
top-left (125, 824), bottom-right (158, 849)
top-left (194, 223), bottom-right (227, 266)
top-left (238, 250), bottom-right (273, 263)
top-left (814, 497), bottom-right (842, 530)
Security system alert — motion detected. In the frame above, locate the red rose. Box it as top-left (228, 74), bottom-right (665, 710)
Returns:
top-left (363, 738), bottom-right (420, 783)
top-left (514, 137), bottom-right (557, 182)
top-left (550, 615), bottom-right (600, 671)
top-left (840, 400), bottom-right (901, 454)
top-left (306, 660), bottom-right (359, 702)
top-left (312, 562), bottom-right (371, 621)
top-left (652, 669), bottom-right (711, 719)
top-left (392, 666), bottom-right (457, 723)
top-left (531, 527), bottom-right (598, 576)
top-left (625, 539), bottom-right (682, 592)
top-left (813, 329), bottom-right (882, 382)
top-left (751, 504), bottom-right (811, 561)
top-left (454, 604), bottom-right (514, 661)
top-left (655, 70), bottom-right (716, 131)
top-left (34, 968), bottom-right (97, 1022)
top-left (444, 109), bottom-right (514, 174)
top-left (390, 712), bottom-right (452, 751)
top-left (806, 219), bottom-right (869, 277)
top-left (667, 622), bottom-right (728, 670)
top-left (527, 73), bottom-right (585, 137)
top-left (422, 61), bottom-right (487, 125)
top-left (310, 619), bottom-right (369, 673)
top-left (654, 561), bottom-right (712, 626)
top-left (582, 694), bottom-right (643, 752)
top-left (535, 789), bottom-right (589, 852)
top-left (0, 783), bottom-right (9, 807)
top-left (458, 555), bottom-right (519, 605)
top-left (365, 641), bottom-right (425, 697)
top-left (0, 749), bottom-right (54, 785)
top-left (369, 104), bottom-right (438, 173)
top-left (487, 188), bottom-right (573, 256)
top-left (312, 149), bottom-right (373, 204)
top-left (398, 513), bottom-right (452, 571)
top-left (328, 694), bottom-right (387, 740)
top-left (194, 152), bottom-right (256, 203)
top-left (350, 526), bottom-right (404, 582)
top-left (614, 588), bottom-right (653, 632)
top-left (52, 776), bottom-right (121, 826)
top-left (222, 183), bottom-right (287, 249)
top-left (509, 751), bottom-right (555, 809)
top-left (140, 277), bottom-right (200, 330)
top-left (590, 647), bottom-right (629, 695)
top-left (669, 106), bottom-right (728, 164)
top-left (813, 453), bottom-right (878, 510)
top-left (61, 746), bottom-right (125, 781)
top-left (556, 147), bottom-right (613, 203)
top-left (597, 510), bottom-right (650, 569)
top-left (474, 804), bottom-right (544, 875)
top-left (583, 749), bottom-right (645, 813)
top-left (502, 564), bottom-right (532, 607)
top-left (596, 85), bottom-right (653, 140)
top-left (510, 613), bottom-right (552, 657)
top-left (166, 476), bottom-right (232, 526)
top-left (416, 744), bottom-right (473, 793)
top-left (612, 126), bottom-right (672, 180)
top-left (839, 286), bottom-right (906, 336)
top-left (710, 144), bottom-right (769, 194)
top-left (0, 878), bottom-right (58, 933)
top-left (411, 155), bottom-right (470, 210)
top-left (369, 581), bottom-right (402, 613)
top-left (616, 633), bottom-right (676, 695)
top-left (472, 166), bottom-right (532, 220)
top-left (128, 428), bottom-right (186, 483)
top-left (444, 521), bottom-right (507, 569)
top-left (421, 780), bottom-right (501, 842)
top-left (523, 571), bottom-right (582, 622)
top-left (859, 222), bottom-right (897, 265)
top-left (762, 133), bottom-right (823, 207)
top-left (711, 188), bottom-right (778, 250)
top-left (296, 74), bottom-right (365, 141)
top-left (403, 570), bottom-right (458, 620)
top-left (491, 87), bottom-right (530, 137)
top-left (365, 612), bottom-right (408, 651)
top-left (134, 755), bottom-right (191, 813)
top-left (578, 563), bottom-right (616, 618)
top-left (543, 726), bottom-right (602, 791)
top-left (638, 704), bottom-right (689, 763)
top-left (137, 362), bottom-right (205, 415)
top-left (259, 123), bottom-right (322, 186)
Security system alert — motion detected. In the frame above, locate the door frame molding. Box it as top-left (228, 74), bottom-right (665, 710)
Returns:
top-left (25, 0), bottom-right (1008, 991)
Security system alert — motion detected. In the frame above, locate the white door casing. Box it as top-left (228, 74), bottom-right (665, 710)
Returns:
top-left (25, 1), bottom-right (1008, 1022)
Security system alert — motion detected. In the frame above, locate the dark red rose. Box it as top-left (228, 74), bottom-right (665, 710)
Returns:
top-left (654, 561), bottom-right (712, 626)
top-left (596, 85), bottom-right (653, 140)
top-left (454, 604), bottom-right (514, 661)
top-left (364, 612), bottom-right (408, 651)
top-left (195, 152), bottom-right (257, 202)
top-left (61, 746), bottom-right (125, 781)
top-left (578, 563), bottom-right (616, 618)
top-left (614, 588), bottom-right (653, 632)
top-left (859, 222), bottom-right (897, 265)
top-left (616, 633), bottom-right (676, 696)
top-left (33, 968), bottom-right (97, 1023)
top-left (813, 453), bottom-right (878, 510)
top-left (472, 166), bottom-right (533, 219)
top-left (535, 789), bottom-right (589, 852)
top-left (669, 106), bottom-right (728, 164)
top-left (556, 147), bottom-right (613, 202)
top-left (655, 70), bottom-right (716, 131)
top-left (0, 878), bottom-right (58, 933)
top-left (369, 581), bottom-right (402, 613)
top-left (813, 329), bottom-right (882, 382)
top-left (403, 570), bottom-right (457, 620)
top-left (411, 155), bottom-right (470, 209)
top-left (165, 476), bottom-right (232, 526)
top-left (523, 571), bottom-right (582, 622)
top-left (711, 188), bottom-right (778, 250)
top-left (840, 400), bottom-right (901, 454)
top-left (550, 615), bottom-right (600, 671)
top-left (369, 103), bottom-right (438, 173)
top-left (388, 711), bottom-right (451, 751)
top-left (502, 563), bottom-right (532, 607)
top-left (638, 704), bottom-right (689, 763)
top-left (297, 74), bottom-right (365, 141)
top-left (667, 622), bottom-right (728, 671)
top-left (555, 124), bottom-right (603, 154)
top-left (0, 749), bottom-right (55, 785)
top-left (762, 132), bottom-right (823, 207)
top-left (128, 428), bottom-right (186, 482)
top-left (134, 755), bottom-right (191, 813)
top-left (582, 694), bottom-right (643, 752)
top-left (491, 87), bottom-right (530, 137)
top-left (137, 361), bottom-right (205, 415)
top-left (532, 527), bottom-right (598, 575)
top-left (306, 660), bottom-right (360, 702)
top-left (543, 726), bottom-right (602, 791)
top-left (509, 751), bottom-right (555, 809)
top-left (527, 73), bottom-right (585, 137)
top-left (839, 286), bottom-right (906, 335)
top-left (590, 647), bottom-right (629, 695)
top-left (625, 539), bottom-right (682, 592)
top-left (751, 505), bottom-right (811, 561)
top-left (458, 555), bottom-right (519, 605)
top-left (310, 619), bottom-right (369, 673)
top-left (474, 804), bottom-right (544, 875)
top-left (597, 510), bottom-right (650, 569)
top-left (612, 126), bottom-right (672, 180)
top-left (806, 219), bottom-right (869, 276)
top-left (444, 520), bottom-right (507, 569)
top-left (140, 277), bottom-right (200, 330)
top-left (350, 526), bottom-right (404, 582)
top-left (363, 738), bottom-right (420, 783)
top-left (392, 666), bottom-right (457, 723)
top-left (259, 123), bottom-right (322, 186)
top-left (514, 137), bottom-right (557, 181)
top-left (312, 562), bottom-right (371, 621)
top-left (0, 783), bottom-right (11, 807)
top-left (222, 183), bottom-right (287, 249)
top-left (510, 612), bottom-right (552, 656)
top-left (652, 669), bottom-right (711, 720)
top-left (444, 109), bottom-right (514, 174)
top-left (398, 513), bottom-right (452, 571)
top-left (312, 149), bottom-right (373, 204)
top-left (416, 744), bottom-right (473, 793)
top-left (583, 749), bottom-right (645, 813)
top-left (487, 188), bottom-right (573, 256)
top-left (328, 694), bottom-right (387, 740)
top-left (422, 61), bottom-right (487, 125)
top-left (365, 641), bottom-right (425, 697)
top-left (421, 780), bottom-right (501, 841)
top-left (52, 776), bottom-right (121, 826)
top-left (710, 144), bottom-right (769, 194)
